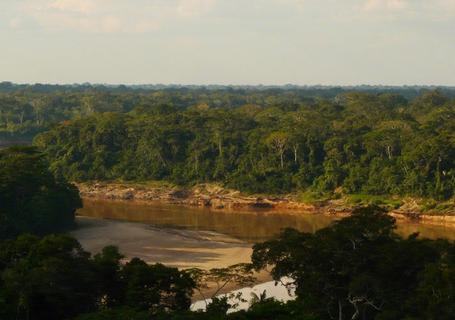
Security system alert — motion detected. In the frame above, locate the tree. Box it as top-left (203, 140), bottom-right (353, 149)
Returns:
top-left (188, 263), bottom-right (256, 311)
top-left (266, 132), bottom-right (289, 169)
top-left (29, 88), bottom-right (455, 199)
top-left (0, 146), bottom-right (81, 239)
top-left (93, 246), bottom-right (125, 308)
top-left (0, 236), bottom-right (198, 320)
top-left (121, 258), bottom-right (195, 313)
top-left (1, 234), bottom-right (98, 320)
top-left (252, 206), bottom-right (453, 319)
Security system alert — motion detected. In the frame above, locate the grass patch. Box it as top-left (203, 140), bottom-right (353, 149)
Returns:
top-left (133, 180), bottom-right (177, 189)
top-left (346, 194), bottom-right (402, 209)
top-left (297, 191), bottom-right (336, 205)
top-left (420, 199), bottom-right (455, 215)
top-left (96, 179), bottom-right (177, 189)
top-left (420, 199), bottom-right (438, 212)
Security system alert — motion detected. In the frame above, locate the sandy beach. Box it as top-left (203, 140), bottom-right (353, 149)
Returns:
top-left (72, 216), bottom-right (253, 270)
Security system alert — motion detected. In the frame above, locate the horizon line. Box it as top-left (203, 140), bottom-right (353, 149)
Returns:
top-left (2, 81), bottom-right (455, 88)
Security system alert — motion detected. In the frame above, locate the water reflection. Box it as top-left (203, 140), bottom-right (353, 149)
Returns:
top-left (78, 199), bottom-right (455, 242)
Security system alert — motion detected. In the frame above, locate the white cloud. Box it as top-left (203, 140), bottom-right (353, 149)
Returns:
top-left (9, 17), bottom-right (22, 29)
top-left (49, 0), bottom-right (96, 14)
top-left (276, 0), bottom-right (306, 7)
top-left (362, 0), bottom-right (455, 18)
top-left (7, 0), bottom-right (454, 35)
top-left (177, 0), bottom-right (216, 17)
top-left (422, 0), bottom-right (455, 19)
top-left (19, 0), bottom-right (119, 33)
top-left (13, 0), bottom-right (218, 33)
top-left (363, 0), bottom-right (409, 12)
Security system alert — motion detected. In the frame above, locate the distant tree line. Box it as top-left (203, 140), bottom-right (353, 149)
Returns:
top-left (1, 83), bottom-right (455, 139)
top-left (31, 90), bottom-right (455, 199)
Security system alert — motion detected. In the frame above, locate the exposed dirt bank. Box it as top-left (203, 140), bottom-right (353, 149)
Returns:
top-left (77, 182), bottom-right (455, 226)
top-left (77, 182), bottom-right (318, 210)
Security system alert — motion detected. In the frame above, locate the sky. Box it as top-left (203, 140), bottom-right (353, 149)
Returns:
top-left (0, 0), bottom-right (454, 85)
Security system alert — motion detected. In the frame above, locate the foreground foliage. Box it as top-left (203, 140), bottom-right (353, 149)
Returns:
top-left (252, 206), bottom-right (455, 319)
top-left (0, 237), bottom-right (195, 320)
top-left (0, 146), bottom-right (81, 240)
top-left (1, 207), bottom-right (453, 319)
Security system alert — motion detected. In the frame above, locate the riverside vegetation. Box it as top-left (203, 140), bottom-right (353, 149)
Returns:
top-left (2, 84), bottom-right (455, 319)
top-left (11, 85), bottom-right (453, 213)
top-left (2, 84), bottom-right (455, 205)
top-left (1, 147), bottom-right (454, 319)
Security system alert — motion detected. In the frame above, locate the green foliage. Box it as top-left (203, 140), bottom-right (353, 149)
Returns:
top-left (76, 307), bottom-right (151, 320)
top-left (347, 194), bottom-right (403, 209)
top-left (1, 208), bottom-right (454, 319)
top-left (75, 300), bottom-right (319, 320)
top-left (419, 199), bottom-right (455, 215)
top-left (228, 300), bottom-right (317, 320)
top-left (206, 296), bottom-right (231, 317)
top-left (27, 90), bottom-right (455, 200)
top-left (296, 190), bottom-right (334, 205)
top-left (0, 146), bottom-right (81, 239)
top-left (0, 234), bottom-right (98, 320)
top-left (0, 236), bottom-right (196, 320)
top-left (252, 206), bottom-right (455, 319)
top-left (121, 258), bottom-right (195, 313)
top-left (3, 86), bottom-right (455, 320)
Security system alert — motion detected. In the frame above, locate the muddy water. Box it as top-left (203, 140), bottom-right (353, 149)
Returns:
top-left (78, 199), bottom-right (455, 242)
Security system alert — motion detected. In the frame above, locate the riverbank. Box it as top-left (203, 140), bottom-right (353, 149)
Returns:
top-left (72, 216), bottom-right (253, 270)
top-left (72, 216), bottom-right (273, 301)
top-left (77, 182), bottom-right (455, 226)
top-left (77, 181), bottom-right (319, 212)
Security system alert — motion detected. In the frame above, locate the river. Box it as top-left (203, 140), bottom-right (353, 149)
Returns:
top-left (74, 198), bottom-right (455, 269)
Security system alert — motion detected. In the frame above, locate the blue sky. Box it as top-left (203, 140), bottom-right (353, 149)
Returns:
top-left (1, 0), bottom-right (454, 85)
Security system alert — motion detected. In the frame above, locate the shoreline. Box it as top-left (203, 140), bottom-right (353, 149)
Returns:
top-left (72, 216), bottom-right (266, 301)
top-left (77, 182), bottom-right (455, 227)
top-left (72, 216), bottom-right (253, 270)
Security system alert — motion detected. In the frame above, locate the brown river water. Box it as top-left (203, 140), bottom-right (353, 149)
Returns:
top-left (74, 199), bottom-right (455, 270)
